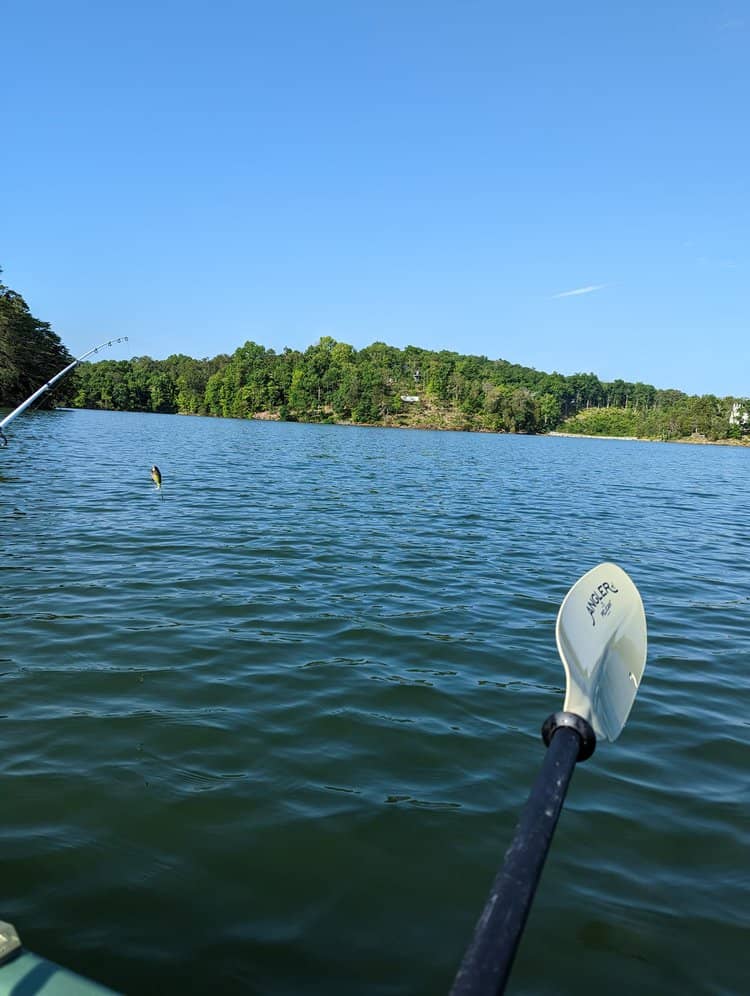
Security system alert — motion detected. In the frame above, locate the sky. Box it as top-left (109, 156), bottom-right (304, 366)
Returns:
top-left (1, 0), bottom-right (747, 396)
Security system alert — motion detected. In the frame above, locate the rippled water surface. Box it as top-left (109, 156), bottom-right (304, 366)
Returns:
top-left (1, 410), bottom-right (748, 995)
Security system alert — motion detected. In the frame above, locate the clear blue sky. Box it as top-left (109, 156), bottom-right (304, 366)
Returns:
top-left (2, 1), bottom-right (747, 396)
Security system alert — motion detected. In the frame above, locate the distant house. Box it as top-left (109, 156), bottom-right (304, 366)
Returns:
top-left (401, 395), bottom-right (420, 403)
top-left (729, 402), bottom-right (749, 426)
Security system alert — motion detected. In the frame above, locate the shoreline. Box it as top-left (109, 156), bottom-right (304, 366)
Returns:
top-left (548, 431), bottom-right (750, 447)
top-left (52, 406), bottom-right (750, 448)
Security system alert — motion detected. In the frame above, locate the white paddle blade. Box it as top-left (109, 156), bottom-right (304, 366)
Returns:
top-left (556, 563), bottom-right (647, 742)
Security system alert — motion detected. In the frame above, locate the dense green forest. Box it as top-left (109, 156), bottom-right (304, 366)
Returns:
top-left (0, 274), bottom-right (74, 409)
top-left (2, 271), bottom-right (748, 441)
top-left (68, 337), bottom-right (749, 441)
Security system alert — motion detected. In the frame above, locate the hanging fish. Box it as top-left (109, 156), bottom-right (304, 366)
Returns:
top-left (150, 465), bottom-right (162, 489)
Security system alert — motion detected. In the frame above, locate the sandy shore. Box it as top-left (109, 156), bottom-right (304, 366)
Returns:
top-left (548, 431), bottom-right (750, 447)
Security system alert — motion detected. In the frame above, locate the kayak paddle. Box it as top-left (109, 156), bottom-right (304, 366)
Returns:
top-left (450, 562), bottom-right (647, 995)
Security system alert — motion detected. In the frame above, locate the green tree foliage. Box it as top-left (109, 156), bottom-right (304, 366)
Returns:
top-left (560, 394), bottom-right (739, 441)
top-left (559, 407), bottom-right (640, 437)
top-left (73, 353), bottom-right (229, 414)
top-left (60, 331), bottom-right (748, 442)
top-left (5, 268), bottom-right (743, 440)
top-left (0, 273), bottom-right (73, 408)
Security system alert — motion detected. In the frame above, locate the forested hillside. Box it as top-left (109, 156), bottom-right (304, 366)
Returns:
top-left (70, 336), bottom-right (748, 441)
top-left (2, 270), bottom-right (747, 442)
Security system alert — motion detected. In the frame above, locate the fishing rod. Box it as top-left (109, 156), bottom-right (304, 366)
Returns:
top-left (0, 336), bottom-right (128, 445)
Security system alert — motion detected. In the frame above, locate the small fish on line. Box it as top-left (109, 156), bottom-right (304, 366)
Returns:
top-left (150, 465), bottom-right (162, 489)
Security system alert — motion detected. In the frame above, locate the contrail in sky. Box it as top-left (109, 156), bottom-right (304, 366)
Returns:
top-left (552, 284), bottom-right (606, 298)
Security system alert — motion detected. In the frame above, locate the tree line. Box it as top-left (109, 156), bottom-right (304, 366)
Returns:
top-left (1, 271), bottom-right (747, 441)
top-left (69, 336), bottom-right (749, 441)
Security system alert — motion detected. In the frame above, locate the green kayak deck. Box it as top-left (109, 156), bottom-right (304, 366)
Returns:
top-left (0, 949), bottom-right (117, 995)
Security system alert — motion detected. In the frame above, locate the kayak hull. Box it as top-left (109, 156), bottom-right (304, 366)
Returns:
top-left (0, 950), bottom-right (118, 995)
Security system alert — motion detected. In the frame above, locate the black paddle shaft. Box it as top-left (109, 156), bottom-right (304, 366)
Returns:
top-left (450, 712), bottom-right (596, 996)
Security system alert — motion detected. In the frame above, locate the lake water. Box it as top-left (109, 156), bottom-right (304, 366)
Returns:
top-left (1, 409), bottom-right (748, 995)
